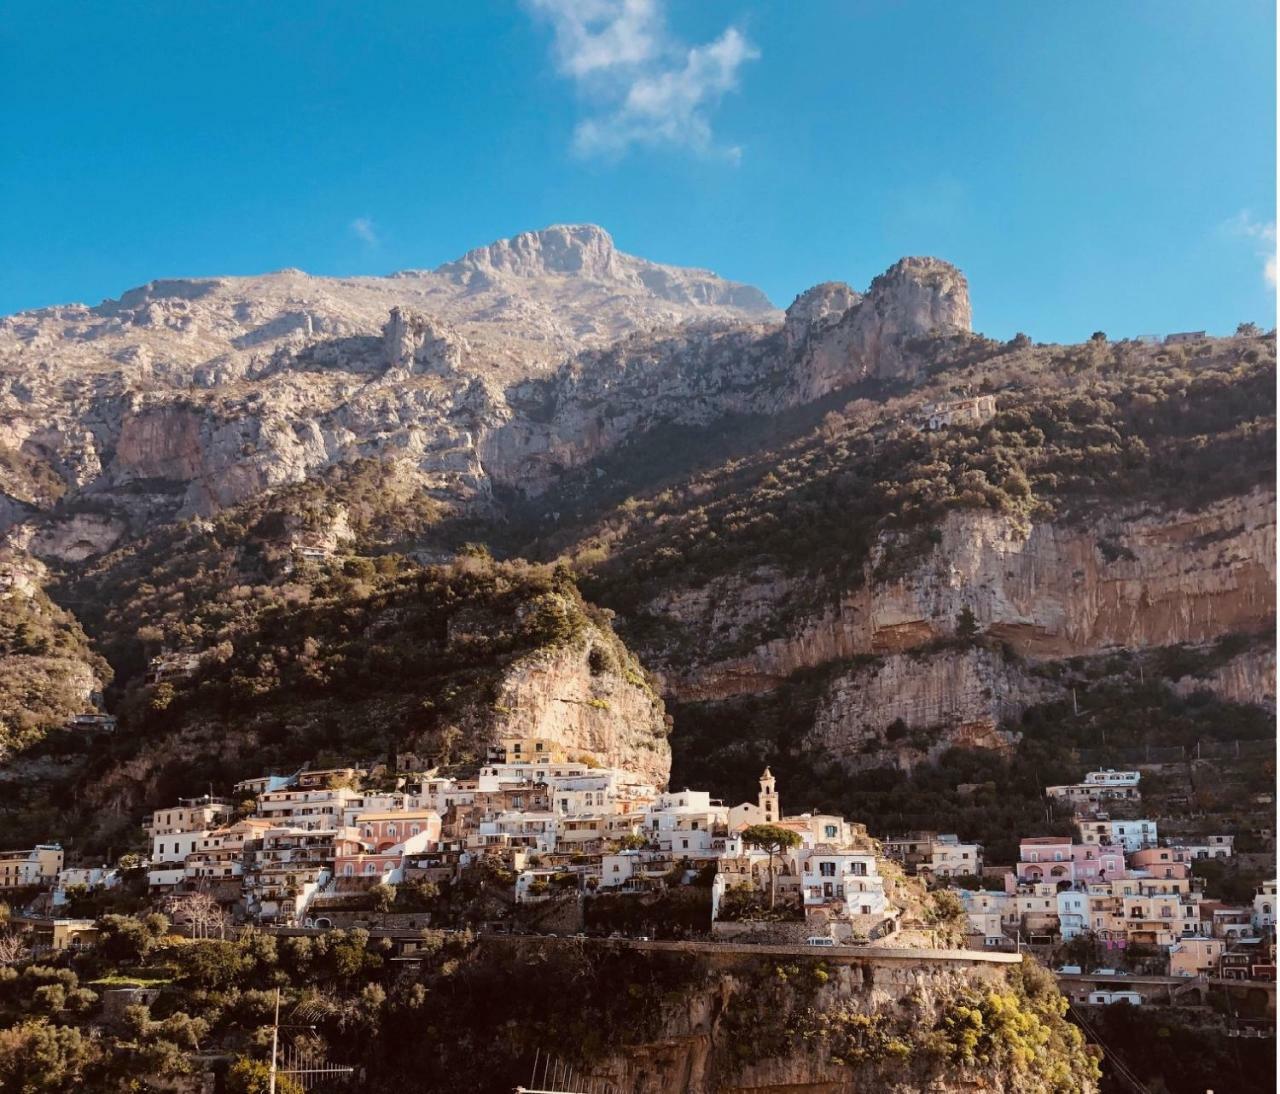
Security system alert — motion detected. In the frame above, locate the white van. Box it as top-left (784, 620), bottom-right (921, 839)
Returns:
top-left (805, 936), bottom-right (836, 947)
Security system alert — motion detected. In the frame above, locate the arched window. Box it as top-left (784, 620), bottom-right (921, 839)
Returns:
top-left (387, 824), bottom-right (397, 838)
top-left (343, 864), bottom-right (353, 876)
top-left (411, 825), bottom-right (420, 836)
top-left (365, 862), bottom-right (377, 875)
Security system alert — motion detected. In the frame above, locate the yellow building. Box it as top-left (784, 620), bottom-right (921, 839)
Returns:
top-left (0, 844), bottom-right (64, 889)
top-left (11, 916), bottom-right (100, 952)
top-left (499, 736), bottom-right (569, 764)
top-left (1169, 936), bottom-right (1225, 977)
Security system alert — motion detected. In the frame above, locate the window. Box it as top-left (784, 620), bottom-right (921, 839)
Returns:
top-left (820, 862), bottom-right (836, 877)
top-left (825, 825), bottom-right (837, 839)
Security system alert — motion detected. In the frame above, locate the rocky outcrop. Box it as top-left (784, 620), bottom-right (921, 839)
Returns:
top-left (0, 226), bottom-right (981, 533)
top-left (492, 633), bottom-right (671, 786)
top-left (794, 257), bottom-right (971, 397)
top-left (1171, 646), bottom-right (1277, 707)
top-left (570, 951), bottom-right (1095, 1094)
top-left (114, 403), bottom-right (207, 481)
top-left (381, 307), bottom-right (466, 375)
top-left (19, 512), bottom-right (128, 563)
top-left (0, 224), bottom-right (790, 531)
top-left (658, 489), bottom-right (1276, 702)
top-left (437, 224), bottom-right (775, 312)
top-left (809, 647), bottom-right (1050, 770)
top-left (783, 281), bottom-right (862, 349)
top-left (439, 223), bottom-right (628, 284)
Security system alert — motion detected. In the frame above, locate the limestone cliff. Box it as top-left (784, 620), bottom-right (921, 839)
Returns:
top-left (790, 257), bottom-right (971, 400)
top-left (0, 225), bottom-right (975, 548)
top-left (809, 646), bottom-right (1047, 769)
top-left (656, 489), bottom-right (1276, 704)
top-left (573, 952), bottom-right (1096, 1094)
top-left (80, 566), bottom-right (671, 821)
top-left (494, 637), bottom-right (670, 786)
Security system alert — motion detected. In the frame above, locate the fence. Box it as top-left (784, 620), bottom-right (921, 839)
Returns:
top-left (1071, 739), bottom-right (1275, 768)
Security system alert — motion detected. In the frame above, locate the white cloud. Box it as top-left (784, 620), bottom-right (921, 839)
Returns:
top-left (350, 216), bottom-right (379, 246)
top-left (526, 0), bottom-right (759, 160)
top-left (1221, 210), bottom-right (1276, 287)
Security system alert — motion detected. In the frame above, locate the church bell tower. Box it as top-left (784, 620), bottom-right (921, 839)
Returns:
top-left (758, 767), bottom-right (779, 823)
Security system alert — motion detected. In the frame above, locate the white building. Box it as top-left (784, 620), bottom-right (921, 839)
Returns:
top-left (1076, 817), bottom-right (1158, 853)
top-left (255, 787), bottom-right (355, 831)
top-left (797, 846), bottom-right (887, 918)
top-left (1057, 888), bottom-right (1091, 941)
top-left (1252, 880), bottom-right (1276, 931)
top-left (958, 888), bottom-right (1017, 946)
top-left (647, 789), bottom-right (728, 856)
top-left (726, 769), bottom-right (781, 829)
top-left (147, 799), bottom-right (232, 890)
top-left (1047, 770), bottom-right (1141, 810)
top-left (920, 395), bottom-right (997, 431)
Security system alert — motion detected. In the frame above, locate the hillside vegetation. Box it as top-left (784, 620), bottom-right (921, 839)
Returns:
top-left (536, 335), bottom-right (1275, 615)
top-left (0, 925), bottom-right (1100, 1094)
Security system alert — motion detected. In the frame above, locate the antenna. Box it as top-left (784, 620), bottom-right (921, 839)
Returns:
top-left (267, 988), bottom-right (355, 1091)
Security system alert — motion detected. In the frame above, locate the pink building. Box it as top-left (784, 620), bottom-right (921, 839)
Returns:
top-left (334, 810), bottom-right (441, 884)
top-left (1010, 836), bottom-right (1124, 890)
top-left (1128, 847), bottom-right (1194, 876)
top-left (1127, 849), bottom-right (1193, 881)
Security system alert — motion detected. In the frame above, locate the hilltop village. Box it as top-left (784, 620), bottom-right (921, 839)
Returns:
top-left (3, 736), bottom-right (1274, 1018)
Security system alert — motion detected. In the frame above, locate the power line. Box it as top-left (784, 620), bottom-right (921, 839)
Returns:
top-left (1067, 1002), bottom-right (1151, 1094)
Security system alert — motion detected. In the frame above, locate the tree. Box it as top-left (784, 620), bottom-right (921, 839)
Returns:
top-left (740, 824), bottom-right (802, 909)
top-left (95, 913), bottom-right (169, 963)
top-left (0, 1020), bottom-right (96, 1092)
top-left (1236, 321), bottom-right (1262, 337)
top-left (1090, 331), bottom-right (1107, 343)
top-left (369, 882), bottom-right (397, 912)
top-left (956, 606), bottom-right (980, 639)
top-left (170, 891), bottom-right (225, 940)
top-left (226, 1056), bottom-right (303, 1094)
top-left (0, 930), bottom-right (25, 965)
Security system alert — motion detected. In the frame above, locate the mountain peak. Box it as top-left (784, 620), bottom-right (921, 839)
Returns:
top-left (437, 223), bottom-right (621, 282)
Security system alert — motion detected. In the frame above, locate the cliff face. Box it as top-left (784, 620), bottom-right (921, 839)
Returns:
top-left (0, 227), bottom-right (973, 551)
top-left (791, 257), bottom-right (971, 400)
top-left (809, 647), bottom-right (1046, 769)
top-left (493, 632), bottom-right (671, 787)
top-left (81, 571), bottom-right (671, 820)
top-left (656, 489), bottom-right (1276, 703)
top-left (576, 953), bottom-right (1096, 1094)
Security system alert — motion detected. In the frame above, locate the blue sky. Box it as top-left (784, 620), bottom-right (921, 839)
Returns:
top-left (1, 1), bottom-right (1274, 341)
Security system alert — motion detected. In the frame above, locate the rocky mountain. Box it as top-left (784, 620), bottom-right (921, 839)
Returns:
top-left (0, 224), bottom-right (1273, 860)
top-left (0, 224), bottom-right (973, 555)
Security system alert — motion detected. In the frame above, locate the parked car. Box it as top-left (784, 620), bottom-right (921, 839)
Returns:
top-left (1056, 965), bottom-right (1082, 974)
top-left (1092, 968), bottom-right (1118, 976)
top-left (805, 936), bottom-right (836, 947)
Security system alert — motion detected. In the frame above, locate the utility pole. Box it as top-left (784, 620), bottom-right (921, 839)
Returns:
top-left (268, 987), bottom-right (280, 1094)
